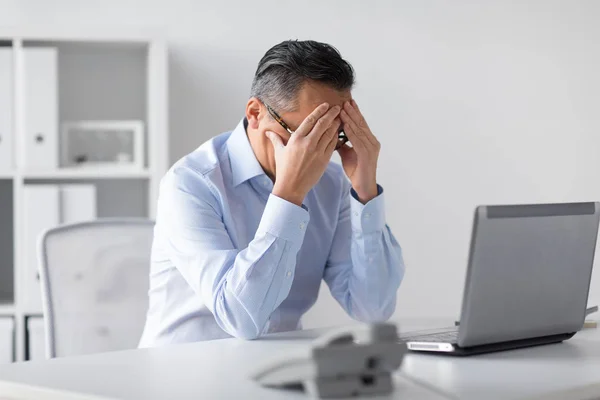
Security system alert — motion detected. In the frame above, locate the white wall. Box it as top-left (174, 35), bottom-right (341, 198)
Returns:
top-left (2, 0), bottom-right (600, 328)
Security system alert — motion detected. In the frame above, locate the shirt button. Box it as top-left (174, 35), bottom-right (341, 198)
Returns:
top-left (263, 178), bottom-right (269, 186)
top-left (365, 213), bottom-right (371, 219)
top-left (368, 256), bottom-right (374, 263)
top-left (354, 212), bottom-right (359, 217)
top-left (286, 271), bottom-right (292, 277)
top-left (299, 222), bottom-right (305, 230)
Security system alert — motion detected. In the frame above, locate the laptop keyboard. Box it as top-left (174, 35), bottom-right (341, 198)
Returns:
top-left (401, 329), bottom-right (459, 343)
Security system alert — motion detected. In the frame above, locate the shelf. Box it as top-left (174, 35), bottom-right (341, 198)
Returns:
top-left (21, 310), bottom-right (43, 317)
top-left (0, 303), bottom-right (15, 315)
top-left (22, 168), bottom-right (152, 180)
top-left (0, 27), bottom-right (161, 43)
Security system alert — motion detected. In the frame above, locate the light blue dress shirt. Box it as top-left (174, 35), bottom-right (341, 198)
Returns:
top-left (139, 119), bottom-right (405, 346)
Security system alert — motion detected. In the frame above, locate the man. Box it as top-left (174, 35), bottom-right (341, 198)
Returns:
top-left (139, 40), bottom-right (405, 346)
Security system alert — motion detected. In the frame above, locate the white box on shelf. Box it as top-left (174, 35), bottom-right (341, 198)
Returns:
top-left (60, 120), bottom-right (144, 170)
top-left (26, 316), bottom-right (45, 361)
top-left (23, 47), bottom-right (58, 169)
top-left (22, 185), bottom-right (60, 313)
top-left (0, 316), bottom-right (14, 364)
top-left (0, 48), bottom-right (13, 172)
top-left (60, 184), bottom-right (97, 224)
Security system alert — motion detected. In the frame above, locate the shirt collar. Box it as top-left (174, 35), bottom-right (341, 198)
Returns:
top-left (227, 118), bottom-right (267, 187)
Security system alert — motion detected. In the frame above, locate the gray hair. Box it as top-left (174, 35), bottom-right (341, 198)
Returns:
top-left (250, 40), bottom-right (355, 112)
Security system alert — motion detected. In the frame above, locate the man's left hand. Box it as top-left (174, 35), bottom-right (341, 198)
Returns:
top-left (338, 100), bottom-right (380, 204)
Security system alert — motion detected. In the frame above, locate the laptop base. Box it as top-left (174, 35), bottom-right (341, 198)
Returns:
top-left (408, 332), bottom-right (576, 356)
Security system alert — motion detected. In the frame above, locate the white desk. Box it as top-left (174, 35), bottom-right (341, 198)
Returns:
top-left (0, 321), bottom-right (599, 400)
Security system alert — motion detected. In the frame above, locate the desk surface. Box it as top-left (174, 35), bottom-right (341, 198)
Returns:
top-left (1, 320), bottom-right (599, 400)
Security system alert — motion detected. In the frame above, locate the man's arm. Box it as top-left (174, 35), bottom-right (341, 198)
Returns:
top-left (323, 99), bottom-right (404, 321)
top-left (161, 102), bottom-right (342, 340)
top-left (159, 166), bottom-right (309, 340)
top-left (324, 180), bottom-right (404, 322)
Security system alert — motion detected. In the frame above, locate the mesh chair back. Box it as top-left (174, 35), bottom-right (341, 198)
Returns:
top-left (38, 219), bottom-right (154, 358)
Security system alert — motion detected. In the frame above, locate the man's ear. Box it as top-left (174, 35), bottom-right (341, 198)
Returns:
top-left (245, 97), bottom-right (263, 129)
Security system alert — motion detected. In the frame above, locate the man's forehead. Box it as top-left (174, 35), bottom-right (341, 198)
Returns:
top-left (296, 81), bottom-right (352, 110)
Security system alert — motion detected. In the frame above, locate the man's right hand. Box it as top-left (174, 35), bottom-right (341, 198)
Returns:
top-left (266, 103), bottom-right (341, 206)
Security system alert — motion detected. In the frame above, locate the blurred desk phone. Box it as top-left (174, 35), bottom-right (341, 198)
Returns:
top-left (251, 324), bottom-right (406, 398)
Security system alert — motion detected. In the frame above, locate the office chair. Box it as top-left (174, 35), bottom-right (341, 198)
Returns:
top-left (37, 219), bottom-right (154, 359)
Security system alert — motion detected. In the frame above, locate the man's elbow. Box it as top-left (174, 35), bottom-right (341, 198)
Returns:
top-left (377, 301), bottom-right (397, 321)
top-left (230, 324), bottom-right (262, 340)
top-left (214, 304), bottom-right (265, 340)
top-left (352, 299), bottom-right (396, 323)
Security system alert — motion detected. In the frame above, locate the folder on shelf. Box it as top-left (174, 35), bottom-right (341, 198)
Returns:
top-left (0, 48), bottom-right (13, 172)
top-left (60, 184), bottom-right (97, 224)
top-left (0, 316), bottom-right (14, 364)
top-left (22, 185), bottom-right (60, 312)
top-left (23, 48), bottom-right (58, 169)
top-left (26, 316), bottom-right (45, 361)
top-left (22, 184), bottom-right (98, 313)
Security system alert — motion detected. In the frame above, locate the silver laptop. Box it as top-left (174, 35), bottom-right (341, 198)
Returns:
top-left (403, 202), bottom-right (600, 356)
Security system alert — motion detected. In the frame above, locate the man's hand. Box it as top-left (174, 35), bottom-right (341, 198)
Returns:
top-left (338, 100), bottom-right (380, 204)
top-left (266, 103), bottom-right (341, 206)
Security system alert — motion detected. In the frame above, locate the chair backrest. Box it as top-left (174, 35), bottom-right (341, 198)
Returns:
top-left (38, 218), bottom-right (154, 359)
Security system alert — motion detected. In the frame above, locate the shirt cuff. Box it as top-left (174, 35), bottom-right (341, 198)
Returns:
top-left (257, 194), bottom-right (310, 243)
top-left (350, 185), bottom-right (386, 234)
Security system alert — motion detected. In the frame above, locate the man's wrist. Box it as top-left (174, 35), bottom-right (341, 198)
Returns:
top-left (353, 183), bottom-right (378, 204)
top-left (272, 184), bottom-right (305, 207)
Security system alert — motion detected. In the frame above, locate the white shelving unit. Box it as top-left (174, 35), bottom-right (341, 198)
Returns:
top-left (0, 28), bottom-right (168, 362)
top-left (22, 168), bottom-right (153, 180)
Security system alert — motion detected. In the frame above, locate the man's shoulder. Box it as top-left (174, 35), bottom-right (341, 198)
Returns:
top-left (160, 131), bottom-right (232, 199)
top-left (172, 131), bottom-right (231, 177)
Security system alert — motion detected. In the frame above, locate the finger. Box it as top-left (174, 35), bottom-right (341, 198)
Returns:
top-left (322, 119), bottom-right (342, 154)
top-left (343, 101), bottom-right (378, 147)
top-left (294, 102), bottom-right (330, 137)
top-left (343, 100), bottom-right (366, 128)
top-left (340, 110), bottom-right (367, 149)
top-left (307, 105), bottom-right (341, 141)
top-left (336, 141), bottom-right (356, 158)
top-left (265, 131), bottom-right (285, 152)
